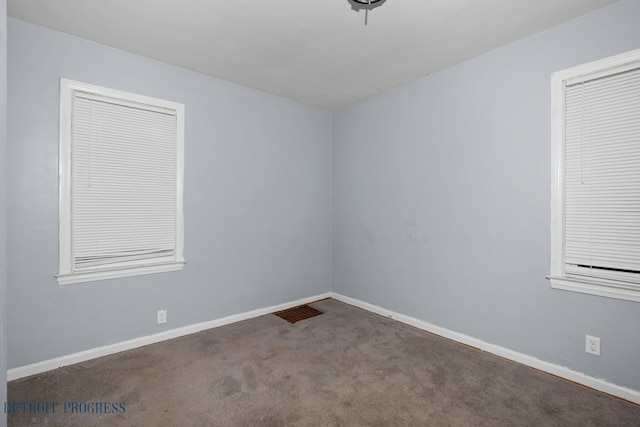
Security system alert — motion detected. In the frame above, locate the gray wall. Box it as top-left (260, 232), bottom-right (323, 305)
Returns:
top-left (1, 1), bottom-right (7, 426)
top-left (7, 19), bottom-right (332, 369)
top-left (332, 0), bottom-right (640, 390)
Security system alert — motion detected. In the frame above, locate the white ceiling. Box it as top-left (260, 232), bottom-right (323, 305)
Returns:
top-left (8, 0), bottom-right (620, 110)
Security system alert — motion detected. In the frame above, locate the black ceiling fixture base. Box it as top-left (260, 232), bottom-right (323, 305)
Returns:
top-left (348, 0), bottom-right (387, 12)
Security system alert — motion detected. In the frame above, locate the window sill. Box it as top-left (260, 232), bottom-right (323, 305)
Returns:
top-left (56, 261), bottom-right (185, 285)
top-left (548, 275), bottom-right (640, 303)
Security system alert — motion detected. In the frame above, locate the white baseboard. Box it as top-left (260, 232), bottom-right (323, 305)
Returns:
top-left (9, 290), bottom-right (640, 406)
top-left (330, 292), bottom-right (640, 406)
top-left (7, 292), bottom-right (331, 381)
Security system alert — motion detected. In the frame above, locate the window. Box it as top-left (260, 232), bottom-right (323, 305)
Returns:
top-left (57, 79), bottom-right (185, 285)
top-left (549, 49), bottom-right (640, 302)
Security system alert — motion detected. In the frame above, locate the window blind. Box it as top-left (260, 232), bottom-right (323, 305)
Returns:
top-left (564, 66), bottom-right (640, 284)
top-left (72, 93), bottom-right (178, 270)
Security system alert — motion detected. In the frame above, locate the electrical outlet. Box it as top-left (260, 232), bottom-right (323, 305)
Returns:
top-left (586, 335), bottom-right (600, 356)
top-left (157, 309), bottom-right (167, 325)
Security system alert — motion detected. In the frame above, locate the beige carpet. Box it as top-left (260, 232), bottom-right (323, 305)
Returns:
top-left (8, 298), bottom-right (640, 426)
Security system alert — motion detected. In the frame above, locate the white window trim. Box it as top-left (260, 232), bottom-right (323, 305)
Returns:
top-left (549, 48), bottom-right (640, 303)
top-left (57, 79), bottom-right (185, 285)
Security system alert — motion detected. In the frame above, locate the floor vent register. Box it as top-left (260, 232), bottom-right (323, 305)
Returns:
top-left (273, 305), bottom-right (323, 324)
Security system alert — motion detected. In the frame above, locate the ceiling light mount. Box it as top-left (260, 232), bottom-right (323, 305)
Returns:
top-left (348, 0), bottom-right (387, 25)
top-left (351, 0), bottom-right (383, 5)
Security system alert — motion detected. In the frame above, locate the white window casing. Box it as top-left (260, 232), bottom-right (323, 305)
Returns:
top-left (549, 49), bottom-right (640, 302)
top-left (58, 79), bottom-right (185, 285)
